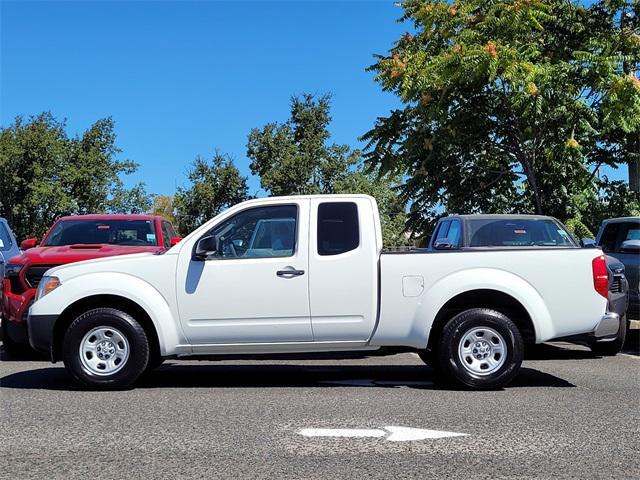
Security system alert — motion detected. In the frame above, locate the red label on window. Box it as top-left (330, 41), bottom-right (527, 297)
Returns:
top-left (514, 229), bottom-right (527, 234)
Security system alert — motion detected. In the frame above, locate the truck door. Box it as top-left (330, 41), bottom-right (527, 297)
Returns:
top-left (308, 198), bottom-right (379, 341)
top-left (175, 199), bottom-right (312, 344)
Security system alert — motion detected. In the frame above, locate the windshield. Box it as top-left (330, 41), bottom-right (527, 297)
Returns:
top-left (467, 218), bottom-right (576, 248)
top-left (43, 219), bottom-right (158, 247)
top-left (598, 220), bottom-right (640, 253)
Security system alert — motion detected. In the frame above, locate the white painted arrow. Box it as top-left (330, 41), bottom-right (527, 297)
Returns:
top-left (298, 426), bottom-right (467, 442)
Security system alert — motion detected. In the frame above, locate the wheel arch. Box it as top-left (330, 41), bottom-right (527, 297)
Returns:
top-left (426, 289), bottom-right (536, 354)
top-left (52, 294), bottom-right (162, 362)
top-left (44, 273), bottom-right (183, 362)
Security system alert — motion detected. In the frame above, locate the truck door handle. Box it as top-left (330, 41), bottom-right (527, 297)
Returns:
top-left (277, 269), bottom-right (305, 277)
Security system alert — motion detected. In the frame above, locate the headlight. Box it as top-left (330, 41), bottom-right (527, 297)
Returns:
top-left (35, 276), bottom-right (61, 301)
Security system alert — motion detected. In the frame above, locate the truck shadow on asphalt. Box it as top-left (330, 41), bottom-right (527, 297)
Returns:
top-left (0, 364), bottom-right (574, 391)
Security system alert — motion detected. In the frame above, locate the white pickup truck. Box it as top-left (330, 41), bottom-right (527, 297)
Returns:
top-left (27, 195), bottom-right (619, 390)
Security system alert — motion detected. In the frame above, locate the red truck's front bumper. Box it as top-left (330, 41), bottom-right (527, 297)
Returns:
top-left (2, 283), bottom-right (35, 345)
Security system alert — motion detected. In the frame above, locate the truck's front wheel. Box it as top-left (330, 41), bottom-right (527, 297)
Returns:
top-left (436, 308), bottom-right (523, 390)
top-left (62, 308), bottom-right (149, 390)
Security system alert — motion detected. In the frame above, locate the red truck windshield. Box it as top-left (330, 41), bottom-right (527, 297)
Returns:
top-left (42, 219), bottom-right (158, 247)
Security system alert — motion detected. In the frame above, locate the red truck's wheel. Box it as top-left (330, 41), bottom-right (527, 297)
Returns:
top-left (436, 308), bottom-right (523, 390)
top-left (62, 308), bottom-right (149, 390)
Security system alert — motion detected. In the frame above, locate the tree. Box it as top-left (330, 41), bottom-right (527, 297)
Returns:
top-left (363, 0), bottom-right (640, 236)
top-left (174, 152), bottom-right (249, 235)
top-left (150, 194), bottom-right (177, 225)
top-left (247, 93), bottom-right (407, 246)
top-left (0, 113), bottom-right (151, 240)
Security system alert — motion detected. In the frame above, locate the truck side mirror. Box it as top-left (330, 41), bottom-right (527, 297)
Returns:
top-left (20, 238), bottom-right (37, 250)
top-left (433, 239), bottom-right (453, 250)
top-left (193, 235), bottom-right (218, 260)
top-left (170, 236), bottom-right (182, 247)
top-left (581, 238), bottom-right (597, 249)
top-left (620, 239), bottom-right (640, 253)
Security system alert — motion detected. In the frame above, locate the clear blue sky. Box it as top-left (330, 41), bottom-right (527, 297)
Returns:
top-left (0, 0), bottom-right (626, 198)
top-left (1, 0), bottom-right (405, 196)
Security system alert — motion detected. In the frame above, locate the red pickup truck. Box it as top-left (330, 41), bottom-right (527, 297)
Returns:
top-left (1, 214), bottom-right (180, 356)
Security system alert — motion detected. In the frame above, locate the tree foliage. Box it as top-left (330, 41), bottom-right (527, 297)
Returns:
top-left (0, 113), bottom-right (151, 240)
top-left (248, 93), bottom-right (407, 246)
top-left (363, 0), bottom-right (640, 235)
top-left (174, 153), bottom-right (249, 235)
top-left (150, 194), bottom-right (177, 225)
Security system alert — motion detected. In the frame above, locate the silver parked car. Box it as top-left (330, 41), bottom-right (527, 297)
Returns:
top-left (0, 217), bottom-right (20, 284)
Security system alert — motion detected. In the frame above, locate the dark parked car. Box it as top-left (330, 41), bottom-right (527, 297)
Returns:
top-left (595, 217), bottom-right (640, 320)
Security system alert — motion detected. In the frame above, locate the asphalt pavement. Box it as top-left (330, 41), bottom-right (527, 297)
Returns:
top-left (1, 340), bottom-right (638, 479)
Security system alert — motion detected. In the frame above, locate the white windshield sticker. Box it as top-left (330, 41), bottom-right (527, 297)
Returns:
top-left (146, 234), bottom-right (156, 243)
top-left (0, 239), bottom-right (4, 248)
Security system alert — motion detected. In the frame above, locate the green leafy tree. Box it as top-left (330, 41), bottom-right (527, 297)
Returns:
top-left (581, 179), bottom-right (640, 232)
top-left (174, 153), bottom-right (249, 235)
top-left (247, 93), bottom-right (361, 195)
top-left (0, 113), bottom-right (150, 240)
top-left (247, 93), bottom-right (407, 246)
top-left (150, 194), bottom-right (177, 225)
top-left (363, 0), bottom-right (640, 236)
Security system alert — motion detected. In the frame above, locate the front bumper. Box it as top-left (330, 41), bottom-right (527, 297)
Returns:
top-left (26, 313), bottom-right (57, 356)
top-left (1, 287), bottom-right (36, 345)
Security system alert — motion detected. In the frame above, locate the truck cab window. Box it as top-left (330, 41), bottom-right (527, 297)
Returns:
top-left (447, 220), bottom-right (462, 248)
top-left (161, 222), bottom-right (173, 248)
top-left (317, 202), bottom-right (359, 256)
top-left (207, 205), bottom-right (297, 259)
top-left (434, 220), bottom-right (451, 242)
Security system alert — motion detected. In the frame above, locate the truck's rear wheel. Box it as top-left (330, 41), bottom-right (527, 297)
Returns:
top-left (436, 308), bottom-right (523, 390)
top-left (62, 308), bottom-right (149, 390)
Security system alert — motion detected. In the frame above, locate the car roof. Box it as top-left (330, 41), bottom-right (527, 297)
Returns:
top-left (56, 214), bottom-right (163, 222)
top-left (601, 216), bottom-right (640, 223)
top-left (444, 214), bottom-right (556, 221)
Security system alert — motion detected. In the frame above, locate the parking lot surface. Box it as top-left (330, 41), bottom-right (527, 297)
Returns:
top-left (1, 341), bottom-right (639, 479)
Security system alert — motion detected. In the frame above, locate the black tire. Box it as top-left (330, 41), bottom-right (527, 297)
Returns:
top-left (62, 308), bottom-right (149, 390)
top-left (590, 315), bottom-right (628, 357)
top-left (435, 308), bottom-right (524, 390)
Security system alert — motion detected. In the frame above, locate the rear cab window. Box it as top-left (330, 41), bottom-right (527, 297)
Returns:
top-left (317, 202), bottom-right (359, 255)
